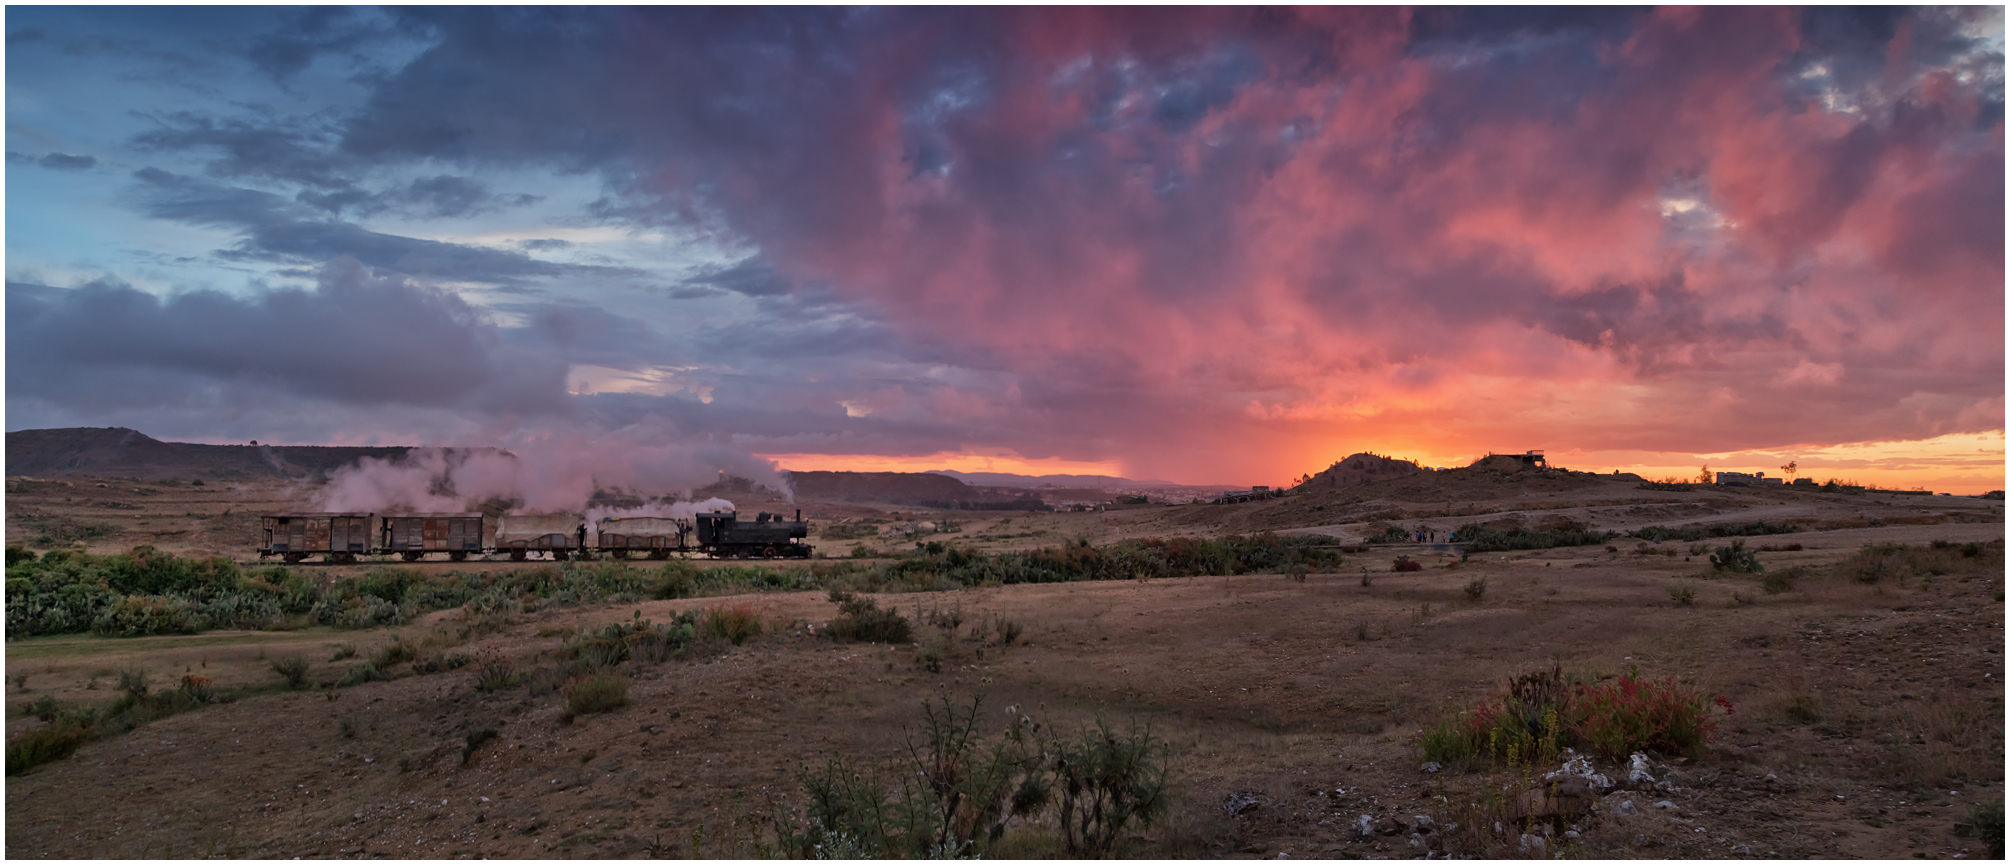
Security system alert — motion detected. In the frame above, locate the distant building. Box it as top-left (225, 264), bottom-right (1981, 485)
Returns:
top-left (1716, 471), bottom-right (1783, 487)
top-left (1487, 450), bottom-right (1547, 468)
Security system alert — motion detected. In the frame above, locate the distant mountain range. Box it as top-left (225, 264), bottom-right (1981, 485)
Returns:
top-left (4, 427), bottom-right (440, 481)
top-left (925, 470), bottom-right (1231, 491)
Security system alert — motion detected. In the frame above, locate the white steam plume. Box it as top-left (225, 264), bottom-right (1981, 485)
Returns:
top-left (312, 430), bottom-right (789, 514)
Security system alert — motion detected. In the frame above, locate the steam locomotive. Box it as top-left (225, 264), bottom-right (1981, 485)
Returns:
top-left (258, 509), bottom-right (811, 563)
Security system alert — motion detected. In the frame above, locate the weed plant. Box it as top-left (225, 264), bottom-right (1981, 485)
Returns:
top-left (702, 603), bottom-right (763, 646)
top-left (824, 591), bottom-right (913, 643)
top-left (1463, 577), bottom-right (1488, 601)
top-left (1419, 667), bottom-right (1727, 767)
top-left (270, 655), bottom-right (310, 688)
top-left (777, 695), bottom-right (1162, 858)
top-left (1391, 556), bottom-right (1422, 572)
top-left (564, 673), bottom-right (629, 718)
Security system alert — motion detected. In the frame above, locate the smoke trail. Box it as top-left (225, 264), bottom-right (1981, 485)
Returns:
top-left (312, 429), bottom-right (789, 513)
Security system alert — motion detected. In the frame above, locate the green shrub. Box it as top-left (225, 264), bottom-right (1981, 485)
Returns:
top-left (1958, 798), bottom-right (2004, 859)
top-left (995, 618), bottom-right (1023, 646)
top-left (1463, 577), bottom-right (1487, 601)
top-left (6, 718), bottom-right (95, 775)
top-left (1709, 540), bottom-right (1762, 574)
top-left (329, 643), bottom-right (356, 661)
top-left (270, 655), bottom-right (310, 688)
top-left (1051, 717), bottom-right (1170, 856)
top-left (779, 695), bottom-right (1053, 859)
top-left (336, 662), bottom-right (388, 687)
top-left (824, 591), bottom-right (912, 644)
top-left (371, 637), bottom-right (417, 668)
top-left (1392, 556), bottom-right (1422, 573)
top-left (471, 649), bottom-right (522, 692)
top-left (1670, 584), bottom-right (1697, 606)
top-left (565, 673), bottom-right (629, 717)
top-left (915, 641), bottom-right (945, 673)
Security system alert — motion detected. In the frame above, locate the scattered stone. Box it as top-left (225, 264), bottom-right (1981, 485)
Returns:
top-left (1546, 749), bottom-right (1615, 791)
top-left (1519, 833), bottom-right (1546, 853)
top-left (1564, 829), bottom-right (1581, 839)
top-left (1731, 844), bottom-right (1751, 855)
top-left (1353, 814), bottom-right (1374, 839)
top-left (1376, 816), bottom-right (1403, 837)
top-left (1420, 761), bottom-right (1443, 774)
top-left (1654, 800), bottom-right (1675, 810)
top-left (1518, 776), bottom-right (1596, 825)
top-left (1628, 753), bottom-right (1657, 786)
top-left (1409, 814), bottom-right (1435, 833)
top-left (1614, 800), bottom-right (1638, 816)
top-left (1222, 790), bottom-right (1262, 816)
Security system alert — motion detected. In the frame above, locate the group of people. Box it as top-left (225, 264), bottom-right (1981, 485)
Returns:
top-left (1412, 529), bottom-right (1455, 543)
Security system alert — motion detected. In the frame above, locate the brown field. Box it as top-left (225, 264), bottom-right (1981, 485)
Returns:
top-left (5, 470), bottom-right (2003, 858)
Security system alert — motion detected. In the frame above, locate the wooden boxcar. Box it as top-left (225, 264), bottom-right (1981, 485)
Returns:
top-left (596, 516), bottom-right (686, 559)
top-left (260, 513), bottom-right (375, 563)
top-left (380, 513), bottom-right (486, 561)
top-left (495, 513), bottom-right (584, 561)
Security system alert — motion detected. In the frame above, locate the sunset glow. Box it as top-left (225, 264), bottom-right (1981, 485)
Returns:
top-left (6, 8), bottom-right (2002, 495)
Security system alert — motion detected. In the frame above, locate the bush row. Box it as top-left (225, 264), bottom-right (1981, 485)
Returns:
top-left (1627, 521), bottom-right (1799, 543)
top-left (7, 533), bottom-right (1338, 640)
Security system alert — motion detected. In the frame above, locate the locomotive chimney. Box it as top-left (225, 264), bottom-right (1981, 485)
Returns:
top-left (795, 509), bottom-right (801, 522)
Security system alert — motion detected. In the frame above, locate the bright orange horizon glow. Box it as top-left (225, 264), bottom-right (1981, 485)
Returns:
top-left (761, 451), bottom-right (1127, 479)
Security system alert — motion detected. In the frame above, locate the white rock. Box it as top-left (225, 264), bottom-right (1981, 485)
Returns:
top-left (1628, 753), bottom-right (1656, 785)
top-left (1353, 814), bottom-right (1374, 839)
top-left (1654, 800), bottom-right (1675, 809)
top-left (1420, 761), bottom-right (1443, 774)
top-left (1614, 800), bottom-right (1638, 816)
top-left (1519, 833), bottom-right (1546, 853)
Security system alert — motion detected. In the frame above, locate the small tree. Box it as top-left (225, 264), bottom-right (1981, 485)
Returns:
top-left (1781, 460), bottom-right (1798, 483)
top-left (1696, 464), bottom-right (1715, 485)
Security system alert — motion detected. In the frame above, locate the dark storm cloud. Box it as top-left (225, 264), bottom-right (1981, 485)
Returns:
top-left (5, 260), bottom-right (568, 416)
top-left (679, 257), bottom-right (790, 297)
top-left (36, 152), bottom-right (96, 170)
top-left (128, 167), bottom-right (628, 287)
top-left (246, 6), bottom-right (399, 81)
top-left (133, 113), bottom-right (354, 189)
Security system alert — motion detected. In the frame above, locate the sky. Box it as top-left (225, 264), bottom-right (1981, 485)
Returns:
top-left (5, 7), bottom-right (2005, 495)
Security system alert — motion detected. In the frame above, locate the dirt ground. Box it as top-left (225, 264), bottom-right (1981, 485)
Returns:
top-left (4, 473), bottom-right (2004, 858)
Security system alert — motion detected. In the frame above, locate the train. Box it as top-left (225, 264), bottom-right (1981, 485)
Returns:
top-left (258, 509), bottom-right (811, 563)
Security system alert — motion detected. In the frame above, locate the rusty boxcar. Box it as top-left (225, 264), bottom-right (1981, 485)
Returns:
top-left (379, 513), bottom-right (486, 562)
top-left (260, 513), bottom-right (375, 563)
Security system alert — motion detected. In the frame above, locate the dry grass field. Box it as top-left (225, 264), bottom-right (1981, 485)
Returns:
top-left (5, 469), bottom-right (2003, 858)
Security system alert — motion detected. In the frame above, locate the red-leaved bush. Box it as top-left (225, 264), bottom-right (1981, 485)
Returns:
top-left (1568, 673), bottom-right (1718, 760)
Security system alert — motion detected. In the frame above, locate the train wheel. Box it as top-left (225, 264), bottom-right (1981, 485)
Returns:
top-left (648, 550), bottom-right (669, 560)
top-left (449, 551), bottom-right (467, 562)
top-left (762, 545), bottom-right (779, 559)
top-left (510, 549), bottom-right (527, 562)
top-left (283, 552), bottom-right (306, 564)
top-left (330, 552), bottom-right (355, 564)
top-left (613, 549), bottom-right (629, 561)
top-left (401, 551), bottom-right (422, 562)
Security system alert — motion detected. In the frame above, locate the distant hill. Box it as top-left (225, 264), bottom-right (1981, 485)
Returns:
top-left (1295, 452), bottom-right (1423, 492)
top-left (784, 470), bottom-right (1047, 509)
top-left (5, 427), bottom-right (426, 481)
top-left (927, 470), bottom-right (1188, 489)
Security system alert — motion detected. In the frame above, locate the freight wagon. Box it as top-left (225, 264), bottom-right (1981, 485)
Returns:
top-left (380, 513), bottom-right (486, 562)
top-left (595, 516), bottom-right (685, 560)
top-left (496, 513), bottom-right (585, 561)
top-left (260, 513), bottom-right (374, 563)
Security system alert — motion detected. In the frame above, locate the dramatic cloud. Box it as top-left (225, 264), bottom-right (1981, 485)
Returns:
top-left (6, 7), bottom-right (2002, 491)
